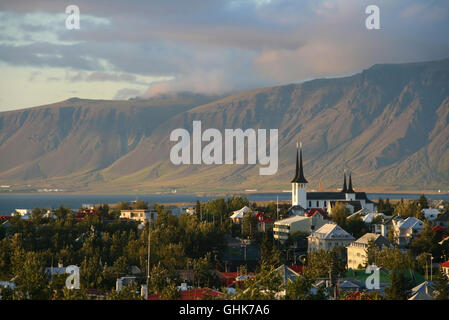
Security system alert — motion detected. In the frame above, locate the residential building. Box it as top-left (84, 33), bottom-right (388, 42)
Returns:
top-left (120, 209), bottom-right (157, 223)
top-left (347, 233), bottom-right (391, 269)
top-left (274, 210), bottom-right (328, 242)
top-left (422, 208), bottom-right (440, 222)
top-left (307, 223), bottom-right (355, 253)
top-left (392, 217), bottom-right (424, 246)
top-left (230, 206), bottom-right (252, 224)
top-left (441, 261), bottom-right (449, 278)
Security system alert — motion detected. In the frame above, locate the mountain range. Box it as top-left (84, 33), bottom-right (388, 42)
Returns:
top-left (1, 58), bottom-right (448, 193)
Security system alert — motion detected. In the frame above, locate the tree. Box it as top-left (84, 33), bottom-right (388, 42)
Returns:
top-left (107, 283), bottom-right (142, 300)
top-left (160, 281), bottom-right (180, 300)
top-left (149, 262), bottom-right (169, 294)
top-left (432, 269), bottom-right (449, 300)
top-left (418, 194), bottom-right (429, 209)
top-left (11, 249), bottom-right (51, 299)
top-left (305, 249), bottom-right (345, 279)
top-left (365, 239), bottom-right (379, 267)
top-left (286, 275), bottom-right (325, 300)
top-left (346, 217), bottom-right (368, 239)
top-left (385, 269), bottom-right (410, 300)
top-left (330, 202), bottom-right (349, 229)
top-left (241, 211), bottom-right (257, 239)
top-left (134, 200), bottom-right (148, 210)
top-left (233, 262), bottom-right (283, 300)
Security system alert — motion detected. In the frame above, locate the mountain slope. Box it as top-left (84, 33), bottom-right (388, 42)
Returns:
top-left (0, 59), bottom-right (448, 192)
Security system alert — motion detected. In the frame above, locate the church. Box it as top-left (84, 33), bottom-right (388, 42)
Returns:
top-left (289, 144), bottom-right (375, 215)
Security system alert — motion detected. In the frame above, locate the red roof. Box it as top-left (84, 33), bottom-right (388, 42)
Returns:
top-left (305, 208), bottom-right (329, 219)
top-left (441, 261), bottom-right (449, 268)
top-left (289, 265), bottom-right (305, 274)
top-left (148, 288), bottom-right (224, 300)
top-left (432, 225), bottom-right (447, 233)
top-left (255, 211), bottom-right (274, 223)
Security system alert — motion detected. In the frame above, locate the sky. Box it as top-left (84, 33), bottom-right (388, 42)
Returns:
top-left (0, 0), bottom-right (448, 111)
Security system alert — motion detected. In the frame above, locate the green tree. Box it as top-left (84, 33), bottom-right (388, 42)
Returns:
top-left (11, 249), bottom-right (51, 299)
top-left (385, 269), bottom-right (410, 300)
top-left (160, 281), bottom-right (180, 300)
top-left (107, 283), bottom-right (142, 300)
top-left (331, 202), bottom-right (350, 228)
top-left (432, 269), bottom-right (448, 300)
top-left (134, 200), bottom-right (148, 210)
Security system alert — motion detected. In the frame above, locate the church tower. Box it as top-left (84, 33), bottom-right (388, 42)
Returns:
top-left (291, 142), bottom-right (308, 208)
top-left (345, 172), bottom-right (356, 200)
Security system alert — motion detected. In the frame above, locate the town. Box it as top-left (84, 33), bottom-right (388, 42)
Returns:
top-left (0, 146), bottom-right (448, 301)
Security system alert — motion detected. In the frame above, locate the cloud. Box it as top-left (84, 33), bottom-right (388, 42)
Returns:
top-left (0, 0), bottom-right (448, 108)
top-left (113, 88), bottom-right (143, 100)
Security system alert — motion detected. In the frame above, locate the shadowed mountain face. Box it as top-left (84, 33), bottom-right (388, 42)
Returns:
top-left (1, 59), bottom-right (448, 193)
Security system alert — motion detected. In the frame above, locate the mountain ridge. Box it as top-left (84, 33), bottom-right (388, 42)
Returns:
top-left (1, 58), bottom-right (448, 193)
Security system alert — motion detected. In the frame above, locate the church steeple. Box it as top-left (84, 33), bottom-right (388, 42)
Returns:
top-left (347, 172), bottom-right (355, 193)
top-left (341, 171), bottom-right (348, 193)
top-left (291, 142), bottom-right (308, 184)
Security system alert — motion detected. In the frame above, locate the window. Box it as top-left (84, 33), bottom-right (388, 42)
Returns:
top-left (309, 201), bottom-right (312, 207)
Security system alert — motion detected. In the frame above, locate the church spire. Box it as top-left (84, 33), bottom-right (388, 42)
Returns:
top-left (347, 172), bottom-right (355, 193)
top-left (341, 171), bottom-right (347, 193)
top-left (291, 142), bottom-right (308, 184)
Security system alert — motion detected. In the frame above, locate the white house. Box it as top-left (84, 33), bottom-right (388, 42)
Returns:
top-left (307, 223), bottom-right (355, 253)
top-left (230, 206), bottom-right (253, 224)
top-left (392, 217), bottom-right (424, 246)
top-left (347, 233), bottom-right (391, 269)
top-left (421, 208), bottom-right (440, 222)
top-left (274, 212), bottom-right (327, 243)
top-left (120, 209), bottom-right (157, 223)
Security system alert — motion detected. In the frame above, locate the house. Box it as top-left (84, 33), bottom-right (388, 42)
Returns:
top-left (274, 265), bottom-right (301, 286)
top-left (230, 206), bottom-right (253, 224)
top-left (392, 217), bottom-right (424, 246)
top-left (273, 211), bottom-right (328, 243)
top-left (307, 223), bottom-right (355, 253)
top-left (255, 211), bottom-right (274, 232)
top-left (422, 208), bottom-right (440, 222)
top-left (408, 281), bottom-right (434, 300)
top-left (441, 261), bottom-right (449, 278)
top-left (372, 215), bottom-right (400, 238)
top-left (289, 144), bottom-right (375, 212)
top-left (120, 209), bottom-right (157, 223)
top-left (12, 209), bottom-right (31, 220)
top-left (347, 233), bottom-right (391, 269)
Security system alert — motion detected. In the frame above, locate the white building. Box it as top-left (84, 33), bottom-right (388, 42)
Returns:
top-left (307, 223), bottom-right (355, 253)
top-left (347, 233), bottom-right (391, 269)
top-left (230, 206), bottom-right (253, 224)
top-left (392, 217), bottom-right (424, 246)
top-left (289, 144), bottom-right (375, 213)
top-left (421, 208), bottom-right (440, 222)
top-left (273, 211), bottom-right (328, 242)
top-left (120, 209), bottom-right (157, 223)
